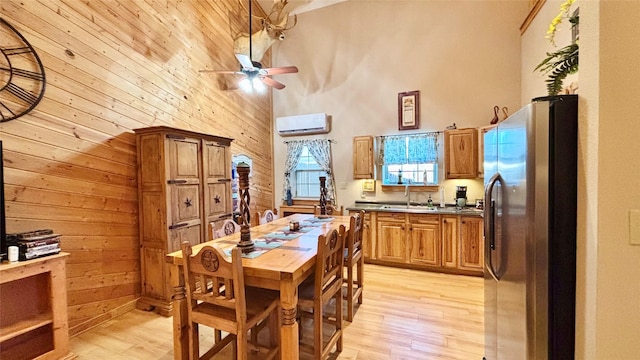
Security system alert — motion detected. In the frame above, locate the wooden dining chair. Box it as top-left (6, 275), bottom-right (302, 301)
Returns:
top-left (180, 242), bottom-right (280, 360)
top-left (313, 204), bottom-right (344, 216)
top-left (297, 225), bottom-right (346, 360)
top-left (257, 209), bottom-right (279, 225)
top-left (213, 219), bottom-right (241, 239)
top-left (343, 210), bottom-right (365, 321)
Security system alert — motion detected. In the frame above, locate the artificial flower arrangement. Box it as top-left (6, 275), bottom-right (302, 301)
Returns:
top-left (535, 0), bottom-right (579, 95)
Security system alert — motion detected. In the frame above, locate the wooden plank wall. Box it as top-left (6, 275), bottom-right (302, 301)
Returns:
top-left (0, 0), bottom-right (275, 335)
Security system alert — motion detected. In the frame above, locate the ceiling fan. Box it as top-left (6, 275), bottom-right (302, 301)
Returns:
top-left (199, 0), bottom-right (298, 91)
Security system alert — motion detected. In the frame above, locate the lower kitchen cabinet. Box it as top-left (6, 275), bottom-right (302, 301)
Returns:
top-left (408, 214), bottom-right (440, 267)
top-left (349, 210), bottom-right (375, 261)
top-left (352, 208), bottom-right (483, 276)
top-left (375, 213), bottom-right (441, 267)
top-left (460, 216), bottom-right (484, 272)
top-left (377, 212), bottom-right (406, 263)
top-left (441, 215), bottom-right (459, 269)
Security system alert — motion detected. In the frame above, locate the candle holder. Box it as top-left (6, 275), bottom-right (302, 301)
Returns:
top-left (236, 162), bottom-right (254, 253)
top-left (319, 176), bottom-right (327, 217)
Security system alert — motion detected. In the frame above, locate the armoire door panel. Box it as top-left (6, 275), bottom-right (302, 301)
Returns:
top-left (169, 138), bottom-right (200, 180)
top-left (171, 184), bottom-right (201, 224)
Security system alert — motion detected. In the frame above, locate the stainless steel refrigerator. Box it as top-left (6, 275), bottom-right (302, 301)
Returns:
top-left (483, 95), bottom-right (577, 360)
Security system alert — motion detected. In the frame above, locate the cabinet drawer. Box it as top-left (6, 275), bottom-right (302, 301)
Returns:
top-left (409, 214), bottom-right (439, 225)
top-left (376, 212), bottom-right (405, 222)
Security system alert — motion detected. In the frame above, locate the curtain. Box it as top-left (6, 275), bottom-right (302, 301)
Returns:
top-left (380, 132), bottom-right (439, 165)
top-left (381, 135), bottom-right (406, 165)
top-left (408, 133), bottom-right (439, 163)
top-left (282, 140), bottom-right (305, 201)
top-left (306, 139), bottom-right (337, 203)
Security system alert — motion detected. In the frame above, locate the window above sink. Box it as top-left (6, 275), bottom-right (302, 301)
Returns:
top-left (378, 132), bottom-right (440, 191)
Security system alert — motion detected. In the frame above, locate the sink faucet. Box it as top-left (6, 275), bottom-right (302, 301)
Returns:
top-left (405, 185), bottom-right (411, 207)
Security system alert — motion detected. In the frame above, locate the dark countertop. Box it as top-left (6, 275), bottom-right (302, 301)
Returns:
top-left (346, 201), bottom-right (483, 217)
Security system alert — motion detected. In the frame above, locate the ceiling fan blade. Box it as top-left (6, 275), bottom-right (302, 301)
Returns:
top-left (235, 53), bottom-right (254, 69)
top-left (261, 77), bottom-right (286, 90)
top-left (261, 66), bottom-right (299, 75)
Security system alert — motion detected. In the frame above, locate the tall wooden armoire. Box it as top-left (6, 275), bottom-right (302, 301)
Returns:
top-left (134, 126), bottom-right (233, 315)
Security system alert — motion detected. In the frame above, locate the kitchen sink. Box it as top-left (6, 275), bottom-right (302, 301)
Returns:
top-left (378, 204), bottom-right (407, 209)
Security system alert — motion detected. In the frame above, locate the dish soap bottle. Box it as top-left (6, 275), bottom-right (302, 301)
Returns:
top-left (426, 195), bottom-right (434, 209)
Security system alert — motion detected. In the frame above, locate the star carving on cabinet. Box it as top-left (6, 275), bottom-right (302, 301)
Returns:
top-left (184, 198), bottom-right (192, 207)
top-left (214, 195), bottom-right (221, 204)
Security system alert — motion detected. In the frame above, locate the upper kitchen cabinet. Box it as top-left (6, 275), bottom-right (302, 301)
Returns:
top-left (477, 125), bottom-right (496, 178)
top-left (353, 136), bottom-right (374, 179)
top-left (444, 128), bottom-right (478, 179)
top-left (134, 126), bottom-right (232, 315)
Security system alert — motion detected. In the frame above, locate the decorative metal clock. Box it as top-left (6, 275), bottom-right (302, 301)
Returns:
top-left (0, 17), bottom-right (46, 122)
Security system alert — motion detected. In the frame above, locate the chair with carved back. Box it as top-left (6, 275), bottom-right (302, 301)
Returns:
top-left (297, 225), bottom-right (346, 359)
top-left (343, 210), bottom-right (365, 321)
top-left (212, 219), bottom-right (241, 239)
top-left (180, 242), bottom-right (280, 360)
top-left (257, 209), bottom-right (279, 225)
top-left (313, 204), bottom-right (344, 216)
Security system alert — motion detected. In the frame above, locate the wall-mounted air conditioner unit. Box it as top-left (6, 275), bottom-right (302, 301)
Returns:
top-left (276, 113), bottom-right (330, 136)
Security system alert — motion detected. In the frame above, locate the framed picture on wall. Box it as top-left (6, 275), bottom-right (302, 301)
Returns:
top-left (398, 90), bottom-right (420, 130)
top-left (362, 179), bottom-right (375, 192)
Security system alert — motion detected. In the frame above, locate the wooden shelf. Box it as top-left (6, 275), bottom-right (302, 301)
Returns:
top-left (0, 253), bottom-right (75, 359)
top-left (0, 313), bottom-right (52, 342)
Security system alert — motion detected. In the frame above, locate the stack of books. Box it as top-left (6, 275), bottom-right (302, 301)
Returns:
top-left (7, 229), bottom-right (61, 260)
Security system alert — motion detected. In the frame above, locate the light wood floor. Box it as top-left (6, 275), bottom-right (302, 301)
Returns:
top-left (70, 264), bottom-right (484, 359)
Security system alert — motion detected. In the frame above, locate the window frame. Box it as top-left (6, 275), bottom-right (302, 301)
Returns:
top-left (380, 134), bottom-right (440, 189)
top-left (293, 146), bottom-right (327, 199)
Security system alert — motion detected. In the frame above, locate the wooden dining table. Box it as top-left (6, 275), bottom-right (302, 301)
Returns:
top-left (165, 213), bottom-right (352, 360)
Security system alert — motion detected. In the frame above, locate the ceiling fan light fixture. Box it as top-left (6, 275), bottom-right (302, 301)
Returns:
top-left (239, 78), bottom-right (253, 92)
top-left (252, 78), bottom-right (266, 92)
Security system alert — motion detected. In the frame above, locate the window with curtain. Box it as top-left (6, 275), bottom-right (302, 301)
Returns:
top-left (282, 139), bottom-right (336, 203)
top-left (379, 133), bottom-right (439, 185)
top-left (295, 146), bottom-right (327, 198)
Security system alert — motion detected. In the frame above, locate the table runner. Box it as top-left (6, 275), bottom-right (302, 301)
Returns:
top-left (223, 216), bottom-right (335, 258)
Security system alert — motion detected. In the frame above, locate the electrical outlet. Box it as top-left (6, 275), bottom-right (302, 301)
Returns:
top-left (630, 209), bottom-right (640, 246)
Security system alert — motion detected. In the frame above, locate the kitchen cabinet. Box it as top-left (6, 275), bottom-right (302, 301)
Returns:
top-left (408, 214), bottom-right (440, 267)
top-left (460, 216), bottom-right (484, 272)
top-left (358, 207), bottom-right (483, 276)
top-left (353, 136), bottom-right (374, 179)
top-left (477, 124), bottom-right (496, 177)
top-left (350, 210), bottom-right (375, 261)
top-left (0, 253), bottom-right (75, 360)
top-left (135, 126), bottom-right (232, 315)
top-left (444, 128), bottom-right (478, 179)
top-left (441, 215), bottom-right (459, 269)
top-left (376, 212), bottom-right (406, 263)
top-left (376, 212), bottom-right (440, 268)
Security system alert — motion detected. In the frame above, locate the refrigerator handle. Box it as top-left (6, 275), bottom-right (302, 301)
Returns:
top-left (484, 172), bottom-right (502, 281)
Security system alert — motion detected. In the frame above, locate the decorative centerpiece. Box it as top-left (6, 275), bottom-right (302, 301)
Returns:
top-left (318, 176), bottom-right (328, 218)
top-left (535, 0), bottom-right (579, 95)
top-left (236, 162), bottom-right (254, 253)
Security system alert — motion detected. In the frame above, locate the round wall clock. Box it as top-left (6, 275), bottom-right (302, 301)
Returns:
top-left (0, 17), bottom-right (46, 122)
